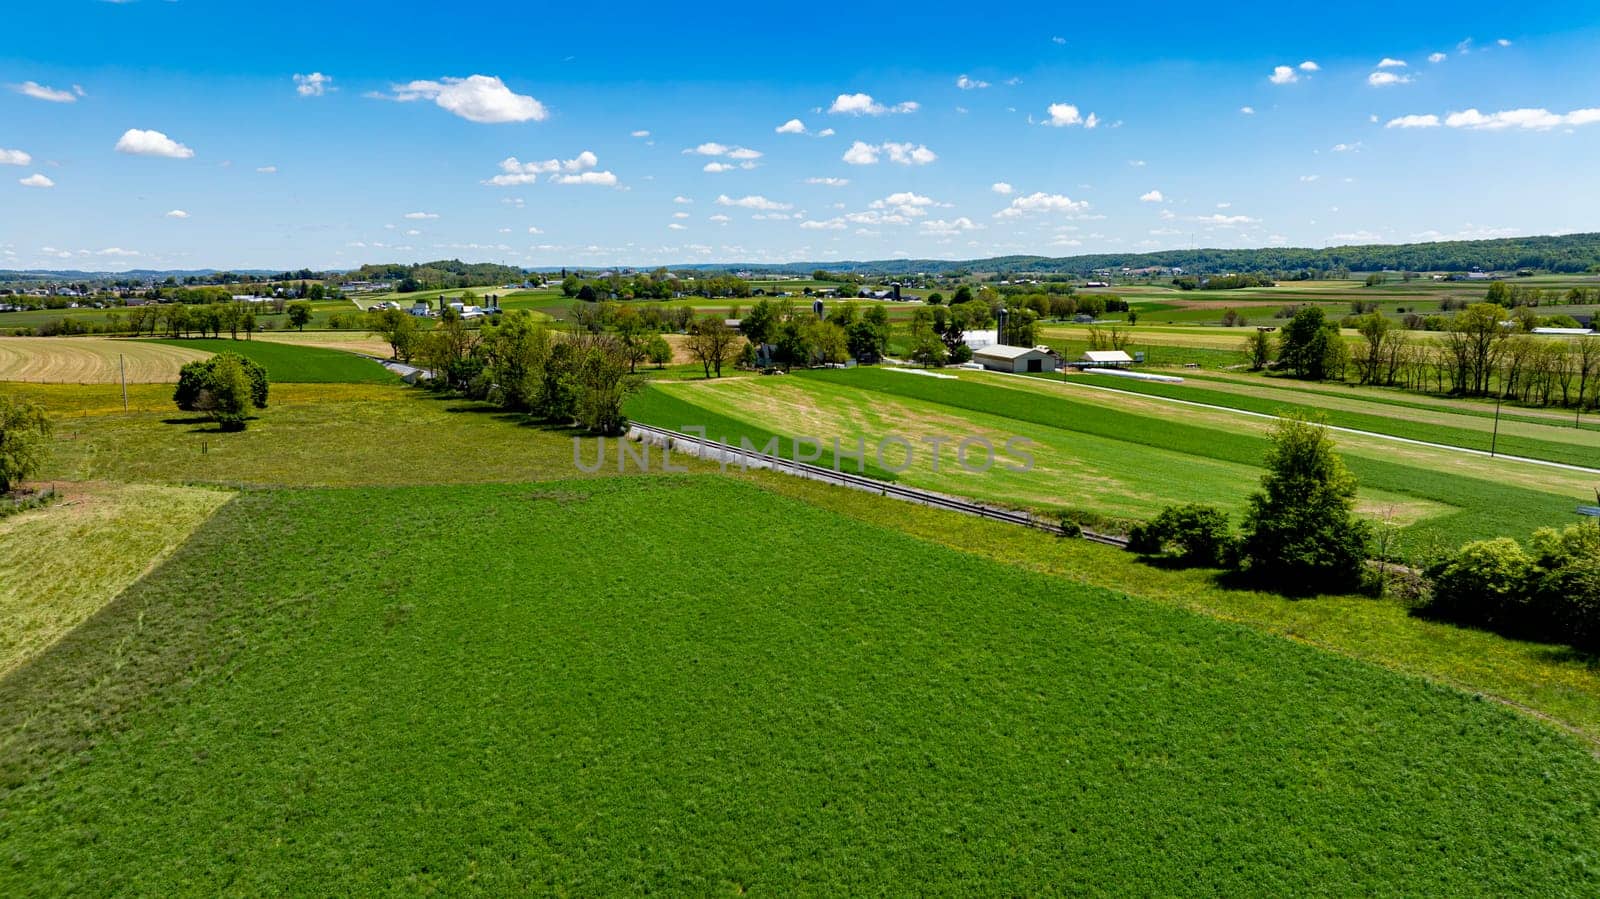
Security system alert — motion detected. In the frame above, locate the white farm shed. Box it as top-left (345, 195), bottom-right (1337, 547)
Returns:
top-left (1081, 350), bottom-right (1134, 368)
top-left (973, 344), bottom-right (1058, 373)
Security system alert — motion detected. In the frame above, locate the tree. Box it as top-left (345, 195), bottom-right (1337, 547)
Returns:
top-left (286, 301), bottom-right (313, 331)
top-left (479, 311), bottom-right (551, 410)
top-left (571, 335), bottom-right (642, 435)
top-left (951, 285), bottom-right (974, 305)
top-left (646, 334), bottom-right (673, 368)
top-left (1277, 306), bottom-right (1340, 380)
top-left (184, 353), bottom-right (257, 431)
top-left (1238, 417), bottom-right (1372, 592)
top-left (0, 395), bottom-right (51, 494)
top-left (368, 307), bottom-right (420, 362)
top-left (739, 300), bottom-right (778, 347)
top-left (687, 315), bottom-right (741, 378)
top-left (576, 284), bottom-right (598, 303)
top-left (175, 354), bottom-right (269, 412)
top-left (1244, 329), bottom-right (1274, 371)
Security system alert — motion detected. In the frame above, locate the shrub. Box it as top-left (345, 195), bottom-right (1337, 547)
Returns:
top-left (1424, 522), bottom-right (1600, 648)
top-left (1128, 504), bottom-right (1234, 566)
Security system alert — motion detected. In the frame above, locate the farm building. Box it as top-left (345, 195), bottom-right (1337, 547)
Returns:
top-left (973, 344), bottom-right (1058, 373)
top-left (1080, 350), bottom-right (1134, 368)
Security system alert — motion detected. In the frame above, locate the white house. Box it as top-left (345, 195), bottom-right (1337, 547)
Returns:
top-left (973, 344), bottom-right (1058, 373)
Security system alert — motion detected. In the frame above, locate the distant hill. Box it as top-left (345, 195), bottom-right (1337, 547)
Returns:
top-left (6, 233), bottom-right (1599, 284)
top-left (666, 232), bottom-right (1600, 277)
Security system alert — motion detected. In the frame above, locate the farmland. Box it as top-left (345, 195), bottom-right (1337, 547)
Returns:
top-left (5, 292), bottom-right (1600, 892)
top-left (5, 477), bottom-right (1600, 893)
top-left (626, 367), bottom-right (1593, 551)
top-left (0, 336), bottom-right (208, 383)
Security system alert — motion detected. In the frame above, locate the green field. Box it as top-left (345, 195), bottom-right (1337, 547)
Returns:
top-left (626, 367), bottom-right (1591, 551)
top-left (4, 476), bottom-right (1599, 893)
top-left (148, 337), bottom-right (396, 383)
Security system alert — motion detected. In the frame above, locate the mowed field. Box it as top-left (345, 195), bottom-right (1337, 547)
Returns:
top-left (4, 477), bottom-right (1600, 893)
top-left (0, 337), bottom-right (209, 383)
top-left (626, 367), bottom-right (1592, 551)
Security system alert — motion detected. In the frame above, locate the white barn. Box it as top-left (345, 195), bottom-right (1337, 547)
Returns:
top-left (973, 344), bottom-right (1058, 373)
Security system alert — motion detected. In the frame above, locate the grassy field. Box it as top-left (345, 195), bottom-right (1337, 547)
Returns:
top-left (0, 482), bottom-right (229, 674)
top-left (1049, 371), bottom-right (1600, 467)
top-left (0, 337), bottom-right (209, 383)
top-left (147, 337), bottom-right (395, 383)
top-left (3, 477), bottom-right (1599, 893)
top-left (16, 383), bottom-right (611, 489)
top-left (627, 367), bottom-right (1589, 551)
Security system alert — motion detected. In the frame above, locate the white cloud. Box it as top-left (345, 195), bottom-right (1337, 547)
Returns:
top-left (1299, 60), bottom-right (1320, 71)
top-left (817, 128), bottom-right (835, 137)
top-left (405, 229), bottom-right (422, 236)
top-left (673, 195), bottom-right (693, 204)
top-left (1451, 107), bottom-right (1600, 130)
top-left (716, 194), bottom-right (792, 211)
top-left (1331, 141), bottom-right (1361, 152)
top-left (1139, 189), bottom-right (1165, 203)
top-left (800, 218), bottom-right (847, 230)
top-left (404, 211), bottom-right (439, 219)
top-left (1377, 58), bottom-right (1408, 69)
top-left (1299, 174), bottom-right (1320, 182)
top-left (388, 74), bottom-right (547, 123)
top-left (686, 141), bottom-right (731, 155)
top-left (1497, 38), bottom-right (1512, 47)
top-left (19, 173), bottom-right (54, 188)
top-left (775, 118), bottom-right (807, 134)
top-left (115, 129), bottom-right (195, 158)
top-left (841, 140), bottom-right (936, 165)
top-left (703, 162), bottom-right (738, 173)
top-left (1195, 213), bottom-right (1258, 226)
top-left (1127, 160), bottom-right (1146, 167)
top-left (955, 74), bottom-right (989, 90)
top-left (727, 147), bottom-right (762, 160)
top-left (1043, 103), bottom-right (1085, 126)
top-left (554, 171), bottom-right (618, 186)
top-left (806, 177), bottom-right (850, 186)
top-left (1239, 106), bottom-right (1255, 115)
top-left (1269, 66), bottom-right (1298, 85)
top-left (827, 93), bottom-right (918, 115)
top-left (256, 165), bottom-right (278, 173)
top-left (921, 217), bottom-right (982, 235)
top-left (165, 209), bottom-right (189, 219)
top-left (1428, 52), bottom-right (1447, 63)
top-left (12, 81), bottom-right (77, 103)
top-left (1388, 106), bottom-right (1600, 131)
top-left (673, 211), bottom-right (689, 219)
top-left (487, 151), bottom-right (608, 185)
top-left (294, 72), bottom-right (332, 97)
top-left (994, 191), bottom-right (1090, 218)
top-left (709, 214), bottom-right (731, 223)
top-left (0, 148), bottom-right (30, 166)
top-left (1367, 71), bottom-right (1412, 86)
top-left (870, 191), bottom-right (938, 216)
top-left (631, 129), bottom-right (650, 137)
top-left (991, 182), bottom-right (1013, 194)
top-left (1051, 36), bottom-right (1066, 45)
top-left (667, 223), bottom-right (687, 231)
top-left (1386, 113), bottom-right (1440, 128)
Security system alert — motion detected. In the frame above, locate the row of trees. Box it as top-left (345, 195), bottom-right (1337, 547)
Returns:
top-left (1265, 305), bottom-right (1600, 409)
top-left (739, 299), bottom-right (891, 369)
top-left (416, 310), bottom-right (646, 435)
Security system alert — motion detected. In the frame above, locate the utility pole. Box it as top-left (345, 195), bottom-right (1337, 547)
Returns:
top-left (1490, 391), bottom-right (1503, 457)
top-left (120, 353), bottom-right (127, 411)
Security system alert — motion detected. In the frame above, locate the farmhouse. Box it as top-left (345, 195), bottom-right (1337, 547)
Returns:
top-left (973, 344), bottom-right (1058, 373)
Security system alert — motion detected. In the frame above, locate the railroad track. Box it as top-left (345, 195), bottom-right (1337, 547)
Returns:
top-left (628, 422), bottom-right (1130, 549)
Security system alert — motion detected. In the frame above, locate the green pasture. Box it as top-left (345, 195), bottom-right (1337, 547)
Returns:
top-left (146, 337), bottom-right (395, 383)
top-left (3, 477), bottom-right (1598, 893)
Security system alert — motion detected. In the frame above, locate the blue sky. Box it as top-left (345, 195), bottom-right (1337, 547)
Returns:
top-left (3, 0), bottom-right (1599, 271)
